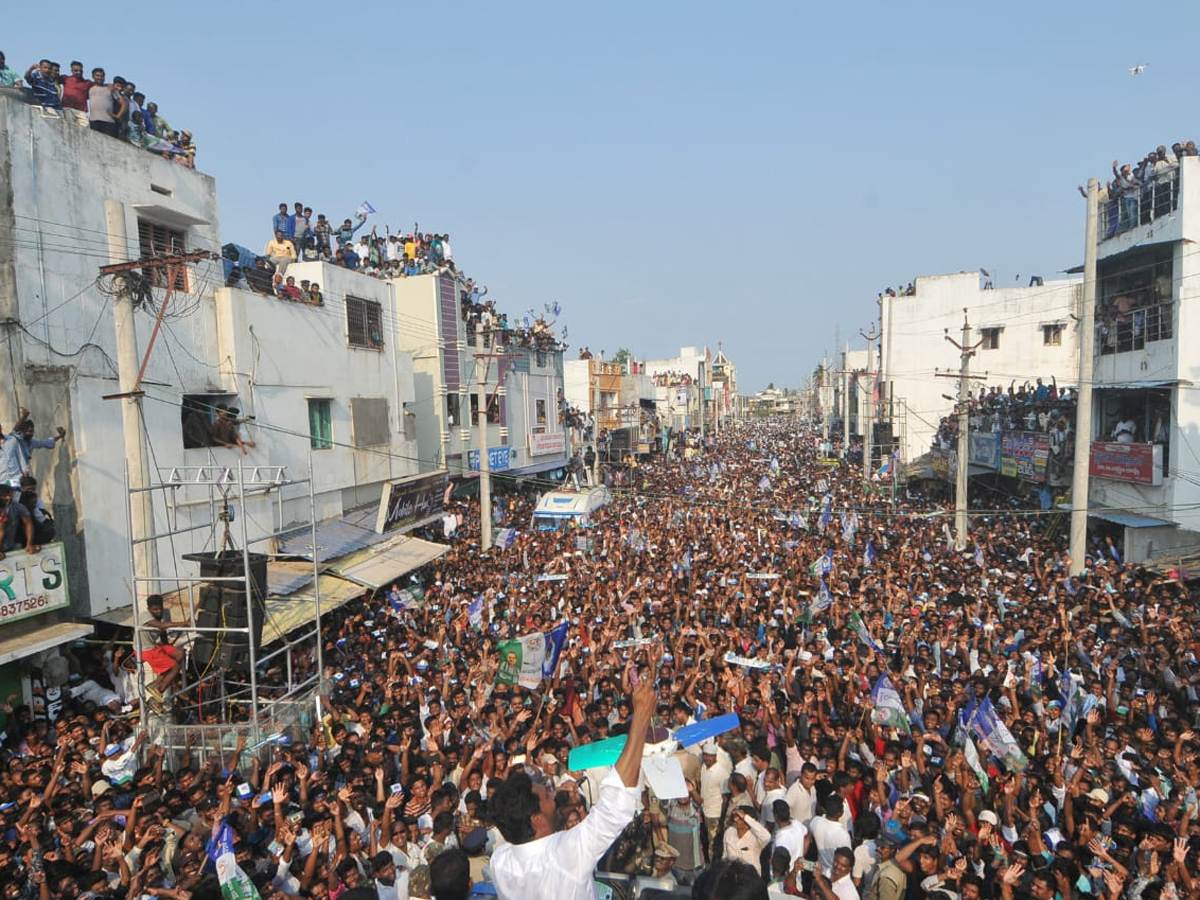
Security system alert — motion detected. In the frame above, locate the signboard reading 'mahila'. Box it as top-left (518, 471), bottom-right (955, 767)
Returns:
top-left (0, 543), bottom-right (70, 625)
top-left (375, 473), bottom-right (448, 534)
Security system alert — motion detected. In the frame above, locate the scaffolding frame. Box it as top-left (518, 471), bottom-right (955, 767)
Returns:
top-left (125, 456), bottom-right (326, 755)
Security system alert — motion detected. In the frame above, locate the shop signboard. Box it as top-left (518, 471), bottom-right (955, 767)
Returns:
top-left (1000, 432), bottom-right (1049, 482)
top-left (1089, 441), bottom-right (1163, 486)
top-left (0, 543), bottom-right (69, 626)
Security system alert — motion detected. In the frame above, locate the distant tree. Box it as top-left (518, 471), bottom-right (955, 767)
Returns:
top-left (612, 348), bottom-right (631, 367)
top-left (767, 382), bottom-right (775, 391)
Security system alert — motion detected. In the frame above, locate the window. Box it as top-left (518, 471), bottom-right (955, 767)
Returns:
top-left (346, 296), bottom-right (383, 349)
top-left (137, 219), bottom-right (188, 291)
top-left (471, 393), bottom-right (500, 424)
top-left (980, 327), bottom-right (1001, 350)
top-left (349, 398), bottom-right (389, 447)
top-left (446, 394), bottom-right (461, 427)
top-left (536, 399), bottom-right (547, 424)
top-left (180, 393), bottom-right (239, 449)
top-left (1042, 323), bottom-right (1064, 346)
top-left (308, 399), bottom-right (332, 450)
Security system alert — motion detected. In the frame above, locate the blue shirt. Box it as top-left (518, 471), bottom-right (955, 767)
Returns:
top-left (335, 217), bottom-right (366, 247)
top-left (272, 212), bottom-right (291, 238)
top-left (342, 249), bottom-right (361, 270)
top-left (0, 431), bottom-right (55, 486)
top-left (25, 70), bottom-right (61, 108)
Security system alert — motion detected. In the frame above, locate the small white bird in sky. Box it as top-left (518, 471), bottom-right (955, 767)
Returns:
top-left (1129, 63), bottom-right (1148, 75)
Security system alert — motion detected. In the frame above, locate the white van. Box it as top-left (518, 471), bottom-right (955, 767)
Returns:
top-left (530, 486), bottom-right (613, 531)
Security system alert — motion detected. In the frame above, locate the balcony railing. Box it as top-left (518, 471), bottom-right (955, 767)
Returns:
top-left (1097, 298), bottom-right (1173, 354)
top-left (1101, 166), bottom-right (1179, 241)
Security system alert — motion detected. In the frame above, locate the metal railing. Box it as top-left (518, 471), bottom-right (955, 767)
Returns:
top-left (1102, 166), bottom-right (1179, 240)
top-left (1096, 299), bottom-right (1173, 354)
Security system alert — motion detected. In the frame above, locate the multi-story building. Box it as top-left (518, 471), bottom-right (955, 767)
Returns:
top-left (1083, 156), bottom-right (1200, 561)
top-left (0, 93), bottom-right (441, 702)
top-left (393, 277), bottom-right (571, 484)
top-left (643, 346), bottom-right (710, 431)
top-left (881, 272), bottom-right (1083, 465)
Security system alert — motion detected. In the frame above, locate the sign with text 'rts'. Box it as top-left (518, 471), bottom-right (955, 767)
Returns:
top-left (0, 543), bottom-right (69, 625)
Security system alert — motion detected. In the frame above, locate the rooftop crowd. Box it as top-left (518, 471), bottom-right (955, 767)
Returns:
top-left (0, 50), bottom-right (196, 166)
top-left (1082, 142), bottom-right (1197, 238)
top-left (5, 418), bottom-right (1200, 900)
top-left (933, 379), bottom-right (1077, 449)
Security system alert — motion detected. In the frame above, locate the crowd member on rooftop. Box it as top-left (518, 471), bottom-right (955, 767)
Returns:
top-left (264, 229), bottom-right (297, 276)
top-left (86, 67), bottom-right (123, 137)
top-left (57, 60), bottom-right (90, 127)
top-left (0, 52), bottom-right (18, 87)
top-left (0, 407), bottom-right (67, 487)
top-left (23, 59), bottom-right (61, 117)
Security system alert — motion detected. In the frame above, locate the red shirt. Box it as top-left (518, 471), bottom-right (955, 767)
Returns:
top-left (59, 75), bottom-right (90, 111)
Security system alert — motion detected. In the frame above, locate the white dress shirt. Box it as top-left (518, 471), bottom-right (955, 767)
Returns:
top-left (490, 769), bottom-right (639, 900)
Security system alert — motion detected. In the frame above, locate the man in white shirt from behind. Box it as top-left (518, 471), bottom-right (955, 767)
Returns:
top-left (489, 670), bottom-right (657, 900)
top-left (808, 795), bottom-right (852, 878)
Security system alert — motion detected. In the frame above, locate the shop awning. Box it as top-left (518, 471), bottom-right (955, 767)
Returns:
top-left (268, 561), bottom-right (320, 597)
top-left (0, 621), bottom-right (93, 666)
top-left (1094, 380), bottom-right (1185, 390)
top-left (1056, 503), bottom-right (1177, 529)
top-left (263, 576), bottom-right (365, 637)
top-left (329, 535), bottom-right (449, 590)
top-left (274, 505), bottom-right (392, 562)
top-left (508, 458), bottom-right (569, 477)
top-left (1090, 510), bottom-right (1176, 529)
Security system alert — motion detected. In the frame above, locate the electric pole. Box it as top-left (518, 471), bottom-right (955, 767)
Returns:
top-left (859, 322), bottom-right (878, 490)
top-left (940, 310), bottom-right (984, 549)
top-left (1069, 179), bottom-right (1100, 574)
top-left (100, 201), bottom-right (218, 592)
top-left (842, 342), bottom-right (851, 455)
top-left (697, 359), bottom-right (705, 439)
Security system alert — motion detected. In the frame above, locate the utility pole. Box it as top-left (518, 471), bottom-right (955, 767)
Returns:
top-left (474, 334), bottom-right (493, 552)
top-left (859, 322), bottom-right (878, 490)
top-left (1069, 179), bottom-right (1100, 574)
top-left (842, 342), bottom-right (851, 455)
top-left (697, 360), bottom-right (705, 439)
top-left (940, 310), bottom-right (984, 549)
top-left (100, 202), bottom-right (218, 592)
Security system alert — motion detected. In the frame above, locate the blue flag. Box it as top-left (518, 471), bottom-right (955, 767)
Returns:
top-left (864, 539), bottom-right (877, 568)
top-left (207, 819), bottom-right (263, 900)
top-left (468, 596), bottom-right (484, 632)
top-left (543, 621), bottom-right (569, 678)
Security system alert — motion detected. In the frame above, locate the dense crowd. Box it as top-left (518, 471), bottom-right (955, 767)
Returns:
top-left (260, 204), bottom-right (455, 283)
top-left (933, 380), bottom-right (1076, 447)
top-left (0, 51), bottom-right (196, 166)
top-left (5, 419), bottom-right (1200, 900)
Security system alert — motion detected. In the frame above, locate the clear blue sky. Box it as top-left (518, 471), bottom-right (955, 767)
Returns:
top-left (8, 1), bottom-right (1198, 390)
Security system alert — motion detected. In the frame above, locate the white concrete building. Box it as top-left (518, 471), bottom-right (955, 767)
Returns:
top-left (393, 276), bottom-right (570, 482)
top-left (881, 272), bottom-right (1083, 464)
top-left (643, 346), bottom-right (710, 430)
top-left (0, 94), bottom-right (432, 695)
top-left (1081, 155), bottom-right (1200, 561)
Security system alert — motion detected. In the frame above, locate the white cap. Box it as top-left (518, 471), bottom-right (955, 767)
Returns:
top-left (700, 740), bottom-right (719, 755)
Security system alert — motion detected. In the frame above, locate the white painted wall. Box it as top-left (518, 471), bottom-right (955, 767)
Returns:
top-left (883, 272), bottom-right (1082, 463)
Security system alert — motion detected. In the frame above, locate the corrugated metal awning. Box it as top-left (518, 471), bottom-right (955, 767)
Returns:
top-left (0, 621), bottom-right (93, 666)
top-left (330, 536), bottom-right (449, 590)
top-left (274, 505), bottom-right (390, 562)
